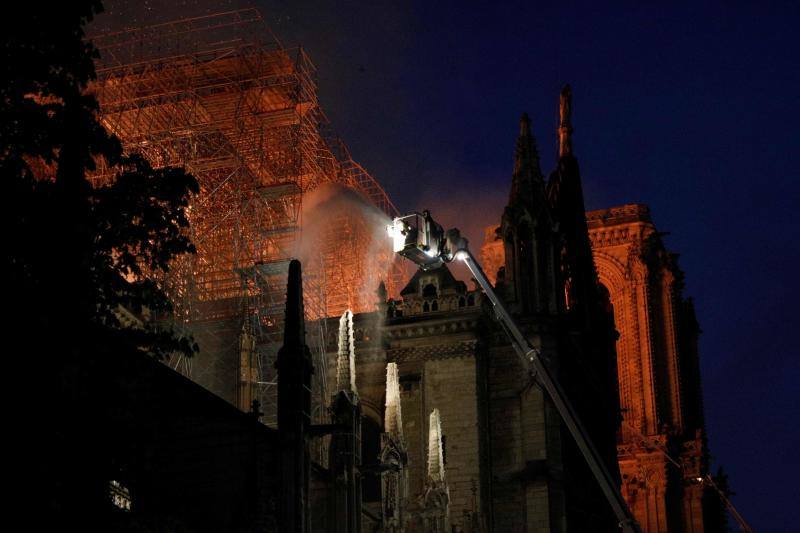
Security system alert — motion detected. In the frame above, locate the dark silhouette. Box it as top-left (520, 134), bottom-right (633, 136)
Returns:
top-left (3, 2), bottom-right (198, 528)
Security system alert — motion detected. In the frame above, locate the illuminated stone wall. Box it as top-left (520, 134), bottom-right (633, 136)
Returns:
top-left (587, 203), bottom-right (707, 532)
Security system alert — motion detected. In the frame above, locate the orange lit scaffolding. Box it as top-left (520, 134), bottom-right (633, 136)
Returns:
top-left (89, 9), bottom-right (405, 427)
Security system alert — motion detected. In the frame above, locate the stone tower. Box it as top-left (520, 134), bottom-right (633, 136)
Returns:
top-left (489, 89), bottom-right (622, 531)
top-left (587, 204), bottom-right (710, 532)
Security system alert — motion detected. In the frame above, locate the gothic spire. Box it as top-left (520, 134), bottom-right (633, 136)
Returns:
top-left (509, 112), bottom-right (544, 206)
top-left (276, 259), bottom-right (313, 533)
top-left (558, 84), bottom-right (574, 158)
top-left (384, 363), bottom-right (403, 438)
top-left (336, 309), bottom-right (357, 394)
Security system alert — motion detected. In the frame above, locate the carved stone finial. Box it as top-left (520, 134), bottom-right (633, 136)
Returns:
top-left (336, 309), bottom-right (357, 393)
top-left (427, 408), bottom-right (445, 484)
top-left (385, 363), bottom-right (403, 438)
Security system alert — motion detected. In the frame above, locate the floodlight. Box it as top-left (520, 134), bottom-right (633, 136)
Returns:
top-left (386, 210), bottom-right (469, 270)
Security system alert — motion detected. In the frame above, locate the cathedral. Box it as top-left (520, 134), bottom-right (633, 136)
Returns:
top-left (11, 4), bottom-right (735, 531)
top-left (289, 87), bottom-right (719, 532)
top-left (86, 86), bottom-right (720, 532)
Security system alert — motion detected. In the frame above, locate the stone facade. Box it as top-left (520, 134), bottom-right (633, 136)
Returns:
top-left (312, 87), bottom-right (627, 532)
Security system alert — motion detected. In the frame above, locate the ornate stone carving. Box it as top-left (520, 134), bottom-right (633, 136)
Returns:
top-left (388, 340), bottom-right (478, 363)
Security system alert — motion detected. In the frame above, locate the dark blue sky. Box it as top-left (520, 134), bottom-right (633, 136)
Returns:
top-left (257, 1), bottom-right (799, 528)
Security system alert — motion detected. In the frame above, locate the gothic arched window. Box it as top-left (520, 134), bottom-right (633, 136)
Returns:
top-left (422, 283), bottom-right (438, 299)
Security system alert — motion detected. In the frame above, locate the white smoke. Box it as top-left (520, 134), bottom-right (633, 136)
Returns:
top-left (296, 183), bottom-right (396, 314)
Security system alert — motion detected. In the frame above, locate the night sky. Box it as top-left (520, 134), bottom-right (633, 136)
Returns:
top-left (101, 1), bottom-right (800, 528)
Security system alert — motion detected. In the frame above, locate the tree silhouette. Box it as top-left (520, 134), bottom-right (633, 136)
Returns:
top-left (3, 2), bottom-right (199, 527)
top-left (3, 2), bottom-right (198, 362)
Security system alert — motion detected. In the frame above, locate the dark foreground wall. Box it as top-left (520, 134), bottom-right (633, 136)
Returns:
top-left (107, 351), bottom-right (282, 532)
top-left (33, 348), bottom-right (282, 532)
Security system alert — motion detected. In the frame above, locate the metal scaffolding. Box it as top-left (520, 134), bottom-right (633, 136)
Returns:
top-left (89, 9), bottom-right (404, 427)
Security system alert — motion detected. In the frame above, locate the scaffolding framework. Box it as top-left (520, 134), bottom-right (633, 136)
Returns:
top-left (89, 9), bottom-right (405, 427)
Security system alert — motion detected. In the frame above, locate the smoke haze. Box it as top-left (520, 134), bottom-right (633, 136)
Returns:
top-left (297, 183), bottom-right (399, 314)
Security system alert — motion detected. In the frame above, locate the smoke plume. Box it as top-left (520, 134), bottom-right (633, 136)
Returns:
top-left (296, 183), bottom-right (398, 315)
